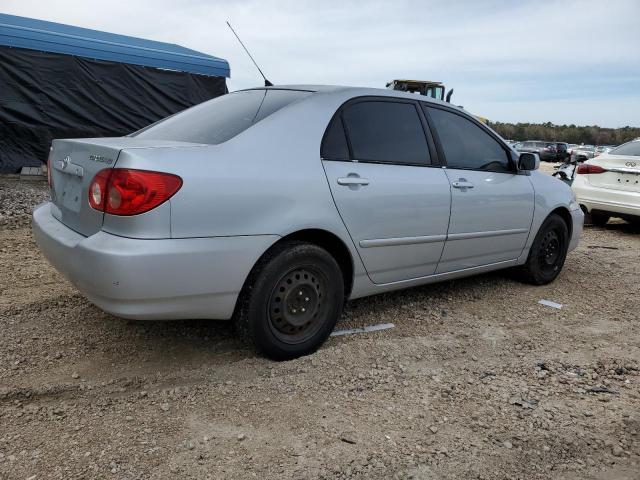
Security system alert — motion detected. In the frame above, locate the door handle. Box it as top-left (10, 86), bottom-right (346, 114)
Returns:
top-left (337, 176), bottom-right (370, 186)
top-left (451, 179), bottom-right (474, 189)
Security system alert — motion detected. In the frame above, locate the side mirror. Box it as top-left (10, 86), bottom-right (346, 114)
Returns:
top-left (519, 152), bottom-right (539, 171)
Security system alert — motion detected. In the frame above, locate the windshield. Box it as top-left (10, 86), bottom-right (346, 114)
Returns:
top-left (132, 89), bottom-right (312, 145)
top-left (610, 140), bottom-right (640, 156)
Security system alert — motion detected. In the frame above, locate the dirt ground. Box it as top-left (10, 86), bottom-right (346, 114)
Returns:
top-left (1, 175), bottom-right (639, 480)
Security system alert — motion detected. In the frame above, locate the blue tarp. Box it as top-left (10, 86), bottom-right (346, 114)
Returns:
top-left (0, 13), bottom-right (230, 78)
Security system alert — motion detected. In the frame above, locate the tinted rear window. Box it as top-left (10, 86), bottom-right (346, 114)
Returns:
top-left (321, 116), bottom-right (350, 160)
top-left (342, 101), bottom-right (430, 165)
top-left (132, 89), bottom-right (312, 144)
top-left (610, 141), bottom-right (640, 156)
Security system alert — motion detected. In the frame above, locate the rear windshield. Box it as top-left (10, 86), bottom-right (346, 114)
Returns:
top-left (132, 89), bottom-right (312, 144)
top-left (610, 141), bottom-right (640, 156)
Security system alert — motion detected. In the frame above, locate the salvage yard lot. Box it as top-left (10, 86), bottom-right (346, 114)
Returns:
top-left (0, 176), bottom-right (639, 479)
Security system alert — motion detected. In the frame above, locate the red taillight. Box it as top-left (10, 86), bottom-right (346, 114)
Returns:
top-left (88, 169), bottom-right (182, 216)
top-left (88, 169), bottom-right (111, 210)
top-left (576, 164), bottom-right (606, 175)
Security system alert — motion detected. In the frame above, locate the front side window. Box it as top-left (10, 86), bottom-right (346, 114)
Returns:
top-left (132, 89), bottom-right (312, 145)
top-left (426, 107), bottom-right (510, 172)
top-left (342, 101), bottom-right (431, 165)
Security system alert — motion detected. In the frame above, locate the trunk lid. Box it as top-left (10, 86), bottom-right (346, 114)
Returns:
top-left (48, 137), bottom-right (197, 236)
top-left (586, 154), bottom-right (640, 193)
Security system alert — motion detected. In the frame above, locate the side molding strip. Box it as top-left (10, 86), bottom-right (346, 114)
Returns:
top-left (447, 228), bottom-right (528, 241)
top-left (360, 234), bottom-right (447, 248)
top-left (360, 228), bottom-right (528, 248)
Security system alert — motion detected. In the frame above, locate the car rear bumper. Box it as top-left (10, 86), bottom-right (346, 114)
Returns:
top-left (573, 179), bottom-right (640, 218)
top-left (32, 202), bottom-right (278, 320)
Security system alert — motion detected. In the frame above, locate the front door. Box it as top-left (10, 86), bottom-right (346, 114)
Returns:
top-left (424, 105), bottom-right (534, 273)
top-left (321, 99), bottom-right (451, 284)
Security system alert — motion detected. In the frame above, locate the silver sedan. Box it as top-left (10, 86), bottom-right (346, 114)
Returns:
top-left (33, 85), bottom-right (583, 359)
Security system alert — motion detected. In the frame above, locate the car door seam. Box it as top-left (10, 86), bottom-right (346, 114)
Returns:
top-left (319, 159), bottom-right (372, 279)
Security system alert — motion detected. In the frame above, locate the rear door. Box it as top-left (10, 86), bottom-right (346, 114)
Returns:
top-left (423, 105), bottom-right (534, 273)
top-left (322, 98), bottom-right (451, 284)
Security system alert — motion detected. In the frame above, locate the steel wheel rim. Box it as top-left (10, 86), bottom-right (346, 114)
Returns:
top-left (538, 229), bottom-right (562, 273)
top-left (267, 266), bottom-right (328, 344)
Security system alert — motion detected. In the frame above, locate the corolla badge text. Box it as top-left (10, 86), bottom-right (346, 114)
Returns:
top-left (89, 154), bottom-right (114, 164)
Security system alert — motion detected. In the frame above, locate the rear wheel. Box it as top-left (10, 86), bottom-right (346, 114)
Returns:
top-left (589, 211), bottom-right (610, 227)
top-left (517, 214), bottom-right (569, 285)
top-left (234, 241), bottom-right (344, 360)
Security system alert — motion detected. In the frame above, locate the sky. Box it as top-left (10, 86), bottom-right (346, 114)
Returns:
top-left (3, 0), bottom-right (640, 127)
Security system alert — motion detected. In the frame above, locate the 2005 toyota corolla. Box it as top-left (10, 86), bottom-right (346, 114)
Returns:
top-left (33, 85), bottom-right (583, 359)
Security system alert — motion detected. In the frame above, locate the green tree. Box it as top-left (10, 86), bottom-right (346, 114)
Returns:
top-left (487, 121), bottom-right (640, 145)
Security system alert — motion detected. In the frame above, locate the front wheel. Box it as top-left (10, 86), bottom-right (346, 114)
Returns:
top-left (234, 241), bottom-right (344, 360)
top-left (517, 214), bottom-right (569, 285)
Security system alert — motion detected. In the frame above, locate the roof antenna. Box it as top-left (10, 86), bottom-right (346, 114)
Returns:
top-left (226, 21), bottom-right (273, 87)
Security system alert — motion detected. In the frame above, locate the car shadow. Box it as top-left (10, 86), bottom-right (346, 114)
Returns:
top-left (90, 269), bottom-right (512, 369)
top-left (600, 221), bottom-right (640, 234)
top-left (342, 270), bottom-right (511, 323)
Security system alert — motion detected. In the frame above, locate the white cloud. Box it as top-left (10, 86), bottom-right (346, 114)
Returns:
top-left (3, 0), bottom-right (639, 126)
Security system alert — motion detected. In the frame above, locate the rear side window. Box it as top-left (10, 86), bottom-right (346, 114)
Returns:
top-left (341, 101), bottom-right (430, 165)
top-left (321, 116), bottom-right (350, 160)
top-left (610, 141), bottom-right (640, 156)
top-left (132, 89), bottom-right (311, 145)
top-left (426, 107), bottom-right (510, 172)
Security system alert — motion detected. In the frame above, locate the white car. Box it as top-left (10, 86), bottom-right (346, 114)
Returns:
top-left (572, 145), bottom-right (596, 161)
top-left (572, 139), bottom-right (640, 225)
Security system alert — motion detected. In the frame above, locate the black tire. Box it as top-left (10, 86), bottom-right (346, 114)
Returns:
top-left (589, 211), bottom-right (610, 227)
top-left (517, 214), bottom-right (569, 285)
top-left (234, 240), bottom-right (344, 360)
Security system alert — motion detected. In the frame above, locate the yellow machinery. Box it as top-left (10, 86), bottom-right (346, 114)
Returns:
top-left (386, 79), bottom-right (453, 102)
top-left (386, 79), bottom-right (487, 124)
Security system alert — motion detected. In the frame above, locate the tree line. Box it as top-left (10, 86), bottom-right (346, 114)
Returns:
top-left (486, 121), bottom-right (640, 146)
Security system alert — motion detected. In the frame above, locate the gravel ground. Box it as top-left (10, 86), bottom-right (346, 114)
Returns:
top-left (1, 175), bottom-right (639, 480)
top-left (0, 177), bottom-right (50, 230)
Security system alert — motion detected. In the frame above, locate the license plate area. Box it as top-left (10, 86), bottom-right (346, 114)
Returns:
top-left (613, 171), bottom-right (640, 192)
top-left (60, 174), bottom-right (83, 213)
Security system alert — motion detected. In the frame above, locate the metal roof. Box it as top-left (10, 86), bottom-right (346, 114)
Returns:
top-left (0, 13), bottom-right (230, 77)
